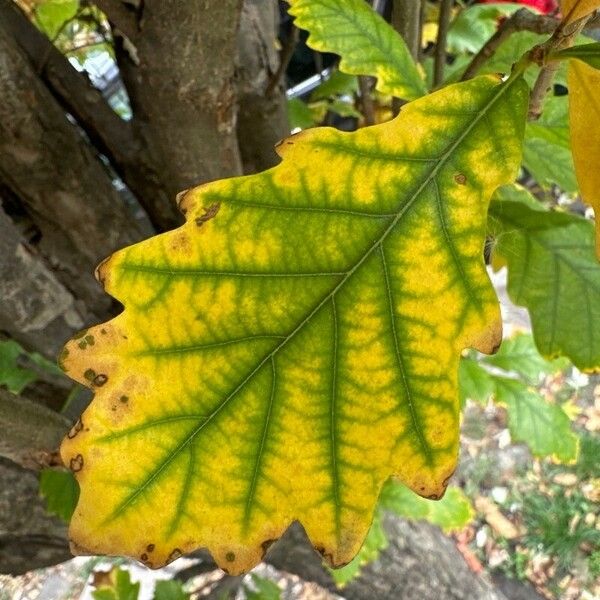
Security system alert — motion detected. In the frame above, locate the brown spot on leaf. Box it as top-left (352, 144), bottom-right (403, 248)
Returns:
top-left (93, 374), bottom-right (108, 387)
top-left (195, 202), bottom-right (221, 227)
top-left (100, 328), bottom-right (107, 335)
top-left (120, 395), bottom-right (129, 403)
top-left (58, 348), bottom-right (69, 370)
top-left (83, 369), bottom-right (96, 382)
top-left (261, 538), bottom-right (276, 558)
top-left (225, 551), bottom-right (235, 562)
top-left (147, 544), bottom-right (155, 553)
top-left (67, 419), bottom-right (84, 439)
top-left (168, 548), bottom-right (182, 563)
top-left (70, 454), bottom-right (84, 472)
top-left (141, 553), bottom-right (148, 561)
top-left (454, 173), bottom-right (467, 185)
top-left (427, 493), bottom-right (441, 500)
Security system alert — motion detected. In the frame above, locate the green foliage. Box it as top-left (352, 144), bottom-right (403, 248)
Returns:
top-left (242, 575), bottom-right (282, 600)
top-left (0, 340), bottom-right (37, 394)
top-left (494, 378), bottom-right (578, 463)
top-left (572, 433), bottom-right (600, 479)
top-left (553, 43), bottom-right (600, 69)
top-left (460, 333), bottom-right (578, 463)
top-left (92, 568), bottom-right (140, 600)
top-left (490, 186), bottom-right (600, 371)
top-left (523, 96), bottom-right (577, 193)
top-left (482, 333), bottom-right (568, 382)
top-left (152, 580), bottom-right (189, 600)
top-left (39, 468), bottom-right (79, 522)
top-left (34, 0), bottom-right (79, 39)
top-left (447, 3), bottom-right (524, 54)
top-left (288, 0), bottom-right (426, 99)
top-left (522, 488), bottom-right (600, 570)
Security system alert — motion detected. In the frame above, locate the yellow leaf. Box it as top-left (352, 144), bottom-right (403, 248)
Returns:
top-left (561, 0), bottom-right (600, 24)
top-left (568, 59), bottom-right (600, 256)
top-left (60, 75), bottom-right (528, 574)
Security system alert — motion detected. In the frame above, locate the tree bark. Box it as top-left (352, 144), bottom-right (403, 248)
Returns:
top-left (114, 0), bottom-right (244, 226)
top-left (0, 389), bottom-right (70, 470)
top-left (0, 458), bottom-right (71, 575)
top-left (0, 21), bottom-right (142, 317)
top-left (0, 0), bottom-right (170, 233)
top-left (0, 204), bottom-right (86, 359)
top-left (236, 0), bottom-right (289, 174)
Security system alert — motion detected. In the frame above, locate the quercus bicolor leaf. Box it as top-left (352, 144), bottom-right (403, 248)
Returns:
top-left (60, 75), bottom-right (527, 574)
top-left (561, 0), bottom-right (600, 24)
top-left (287, 0), bottom-right (427, 100)
top-left (568, 59), bottom-right (600, 257)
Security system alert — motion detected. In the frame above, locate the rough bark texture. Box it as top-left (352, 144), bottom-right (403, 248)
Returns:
top-left (115, 0), bottom-right (245, 228)
top-left (236, 0), bottom-right (289, 173)
top-left (0, 458), bottom-right (71, 575)
top-left (0, 205), bottom-right (85, 359)
top-left (0, 0), bottom-right (170, 233)
top-left (0, 22), bottom-right (141, 317)
top-left (0, 389), bottom-right (70, 470)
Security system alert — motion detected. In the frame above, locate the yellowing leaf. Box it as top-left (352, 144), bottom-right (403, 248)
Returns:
top-left (568, 59), bottom-right (600, 256)
top-left (561, 0), bottom-right (600, 24)
top-left (288, 0), bottom-right (427, 100)
top-left (60, 75), bottom-right (528, 574)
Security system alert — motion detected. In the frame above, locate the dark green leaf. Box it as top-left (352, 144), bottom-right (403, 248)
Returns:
top-left (153, 580), bottom-right (189, 600)
top-left (39, 468), bottom-right (79, 522)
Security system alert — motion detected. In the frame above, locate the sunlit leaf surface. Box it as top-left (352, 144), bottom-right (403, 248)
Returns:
top-left (60, 75), bottom-right (527, 573)
top-left (568, 59), bottom-right (600, 256)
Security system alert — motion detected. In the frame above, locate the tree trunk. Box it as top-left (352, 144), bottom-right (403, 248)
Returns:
top-left (0, 204), bottom-right (86, 359)
top-left (114, 0), bottom-right (244, 228)
top-left (0, 21), bottom-right (142, 317)
top-left (236, 0), bottom-right (289, 173)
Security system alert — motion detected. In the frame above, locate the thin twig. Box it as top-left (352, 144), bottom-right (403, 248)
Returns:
top-left (358, 76), bottom-right (376, 126)
top-left (434, 0), bottom-right (453, 87)
top-left (461, 8), bottom-right (558, 81)
top-left (528, 13), bottom-right (591, 119)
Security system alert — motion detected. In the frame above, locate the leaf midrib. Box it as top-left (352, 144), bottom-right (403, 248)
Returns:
top-left (109, 77), bottom-right (517, 521)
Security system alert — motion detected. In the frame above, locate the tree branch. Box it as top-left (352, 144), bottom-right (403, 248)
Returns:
top-left (461, 8), bottom-right (558, 81)
top-left (528, 12), bottom-right (591, 119)
top-left (434, 0), bottom-right (453, 87)
top-left (0, 389), bottom-right (69, 470)
top-left (0, 0), bottom-right (137, 175)
top-left (392, 0), bottom-right (422, 59)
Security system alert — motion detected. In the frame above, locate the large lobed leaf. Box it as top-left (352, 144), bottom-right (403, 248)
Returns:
top-left (287, 0), bottom-right (427, 99)
top-left (60, 75), bottom-right (527, 573)
top-left (490, 186), bottom-right (600, 371)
